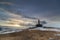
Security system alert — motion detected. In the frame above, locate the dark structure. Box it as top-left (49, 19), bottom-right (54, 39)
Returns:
top-left (35, 19), bottom-right (43, 27)
top-left (0, 27), bottom-right (2, 31)
top-left (28, 19), bottom-right (43, 29)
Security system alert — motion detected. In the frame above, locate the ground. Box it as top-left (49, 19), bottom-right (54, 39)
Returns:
top-left (0, 29), bottom-right (60, 40)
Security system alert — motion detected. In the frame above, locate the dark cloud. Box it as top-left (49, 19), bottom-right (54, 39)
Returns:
top-left (0, 0), bottom-right (60, 21)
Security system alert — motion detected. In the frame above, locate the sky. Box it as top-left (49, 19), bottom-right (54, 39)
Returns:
top-left (0, 0), bottom-right (60, 28)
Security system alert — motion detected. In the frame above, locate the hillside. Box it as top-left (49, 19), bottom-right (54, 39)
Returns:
top-left (0, 29), bottom-right (60, 40)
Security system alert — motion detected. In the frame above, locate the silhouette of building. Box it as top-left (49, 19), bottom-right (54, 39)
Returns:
top-left (28, 19), bottom-right (43, 29)
top-left (0, 27), bottom-right (2, 31)
top-left (35, 19), bottom-right (43, 27)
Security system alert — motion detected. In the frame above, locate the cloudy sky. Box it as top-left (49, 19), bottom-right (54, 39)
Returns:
top-left (0, 0), bottom-right (60, 28)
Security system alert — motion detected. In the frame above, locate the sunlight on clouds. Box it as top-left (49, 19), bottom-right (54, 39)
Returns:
top-left (7, 18), bottom-right (37, 26)
top-left (0, 18), bottom-right (36, 29)
top-left (0, 8), bottom-right (37, 28)
top-left (0, 2), bottom-right (37, 28)
top-left (0, 20), bottom-right (20, 27)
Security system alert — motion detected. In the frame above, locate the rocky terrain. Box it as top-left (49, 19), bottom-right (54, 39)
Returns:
top-left (0, 29), bottom-right (60, 40)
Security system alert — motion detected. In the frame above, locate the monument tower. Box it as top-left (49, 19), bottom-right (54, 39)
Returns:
top-left (36, 19), bottom-right (43, 27)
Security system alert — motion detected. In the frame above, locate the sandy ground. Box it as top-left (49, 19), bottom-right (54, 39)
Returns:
top-left (0, 29), bottom-right (60, 40)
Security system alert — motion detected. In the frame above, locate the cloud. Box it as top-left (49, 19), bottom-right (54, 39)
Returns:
top-left (0, 8), bottom-right (37, 28)
top-left (0, 2), bottom-right (13, 5)
top-left (0, 2), bottom-right (37, 19)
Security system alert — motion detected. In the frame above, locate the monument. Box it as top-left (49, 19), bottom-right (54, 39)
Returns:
top-left (35, 19), bottom-right (43, 27)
